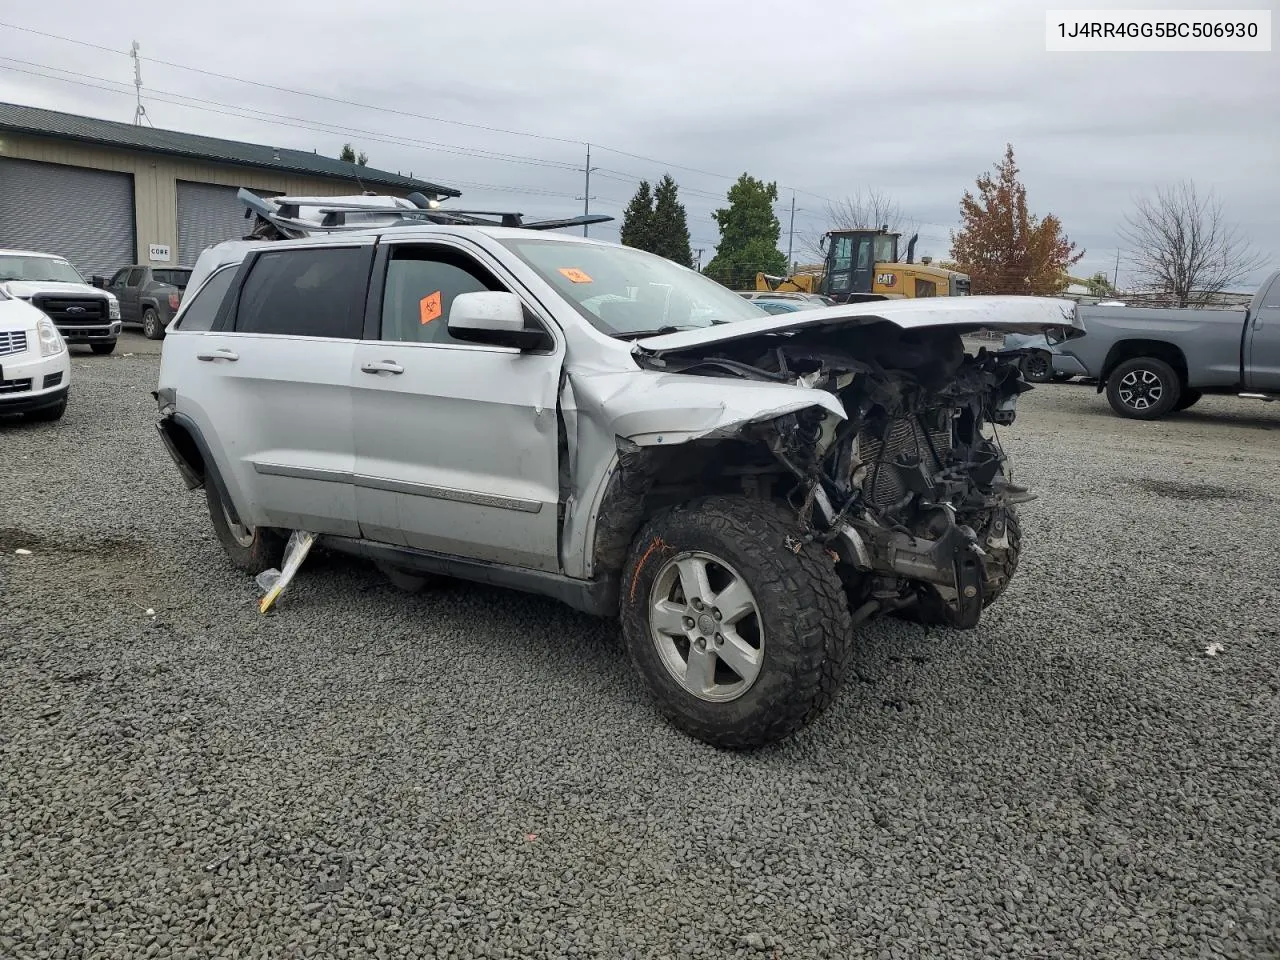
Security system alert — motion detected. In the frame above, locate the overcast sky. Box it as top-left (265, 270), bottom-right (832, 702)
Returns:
top-left (2, 0), bottom-right (1276, 287)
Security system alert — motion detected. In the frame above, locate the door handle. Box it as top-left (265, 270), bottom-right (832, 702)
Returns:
top-left (361, 360), bottom-right (404, 375)
top-left (196, 348), bottom-right (239, 362)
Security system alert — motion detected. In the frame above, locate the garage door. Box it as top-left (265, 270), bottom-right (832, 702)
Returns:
top-left (177, 181), bottom-right (281, 266)
top-left (0, 157), bottom-right (135, 279)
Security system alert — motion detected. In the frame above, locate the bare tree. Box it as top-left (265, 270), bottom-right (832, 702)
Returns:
top-left (1118, 180), bottom-right (1265, 307)
top-left (795, 188), bottom-right (922, 266)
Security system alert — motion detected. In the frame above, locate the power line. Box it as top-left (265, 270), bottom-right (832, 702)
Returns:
top-left (0, 19), bottom-right (843, 201)
top-left (0, 59), bottom-right (586, 172)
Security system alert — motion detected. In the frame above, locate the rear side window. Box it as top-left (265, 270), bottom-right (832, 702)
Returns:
top-left (235, 247), bottom-right (367, 339)
top-left (174, 266), bottom-right (236, 331)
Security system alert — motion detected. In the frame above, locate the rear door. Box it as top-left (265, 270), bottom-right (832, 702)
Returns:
top-left (350, 237), bottom-right (564, 572)
top-left (171, 241), bottom-right (372, 535)
top-left (1245, 274), bottom-right (1280, 391)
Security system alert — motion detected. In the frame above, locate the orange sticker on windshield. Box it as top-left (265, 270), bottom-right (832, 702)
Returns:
top-left (558, 268), bottom-right (593, 283)
top-left (419, 291), bottom-right (442, 324)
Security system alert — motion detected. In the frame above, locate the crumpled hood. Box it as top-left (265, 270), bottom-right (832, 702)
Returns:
top-left (1, 280), bottom-right (113, 300)
top-left (632, 294), bottom-right (1081, 357)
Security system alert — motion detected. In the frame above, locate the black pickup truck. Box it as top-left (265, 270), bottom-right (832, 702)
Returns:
top-left (94, 265), bottom-right (192, 340)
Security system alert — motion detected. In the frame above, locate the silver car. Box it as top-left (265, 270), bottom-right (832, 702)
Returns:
top-left (154, 193), bottom-right (1081, 750)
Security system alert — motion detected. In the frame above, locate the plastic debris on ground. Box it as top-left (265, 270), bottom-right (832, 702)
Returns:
top-left (256, 531), bottom-right (317, 613)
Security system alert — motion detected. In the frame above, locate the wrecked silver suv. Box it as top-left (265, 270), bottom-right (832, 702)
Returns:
top-left (154, 190), bottom-right (1082, 749)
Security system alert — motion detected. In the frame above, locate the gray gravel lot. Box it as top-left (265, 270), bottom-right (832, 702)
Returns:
top-left (2, 345), bottom-right (1278, 959)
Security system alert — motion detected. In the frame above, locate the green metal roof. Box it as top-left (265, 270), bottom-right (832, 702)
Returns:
top-left (0, 101), bottom-right (461, 197)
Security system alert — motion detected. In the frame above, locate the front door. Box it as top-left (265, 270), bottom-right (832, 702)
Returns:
top-left (824, 232), bottom-right (875, 299)
top-left (1245, 274), bottom-right (1280, 392)
top-left (121, 266), bottom-right (146, 321)
top-left (351, 239), bottom-right (564, 573)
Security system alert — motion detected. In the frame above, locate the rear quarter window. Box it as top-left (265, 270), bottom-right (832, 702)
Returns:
top-left (174, 267), bottom-right (237, 332)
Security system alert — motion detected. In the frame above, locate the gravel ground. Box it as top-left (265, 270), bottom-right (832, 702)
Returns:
top-left (2, 347), bottom-right (1278, 960)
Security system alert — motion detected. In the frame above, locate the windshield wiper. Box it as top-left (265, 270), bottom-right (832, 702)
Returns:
top-left (612, 325), bottom-right (693, 340)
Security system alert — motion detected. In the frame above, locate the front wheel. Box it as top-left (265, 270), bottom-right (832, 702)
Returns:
top-left (90, 340), bottom-right (116, 356)
top-left (619, 495), bottom-right (853, 750)
top-left (1106, 357), bottom-right (1181, 419)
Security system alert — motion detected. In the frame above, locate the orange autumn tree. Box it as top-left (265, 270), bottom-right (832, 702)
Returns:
top-left (950, 144), bottom-right (1083, 295)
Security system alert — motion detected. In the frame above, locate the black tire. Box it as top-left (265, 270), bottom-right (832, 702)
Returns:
top-left (141, 308), bottom-right (165, 340)
top-left (1174, 388), bottom-right (1203, 411)
top-left (204, 479), bottom-right (284, 573)
top-left (619, 495), bottom-right (854, 750)
top-left (25, 398), bottom-right (67, 422)
top-left (1020, 353), bottom-right (1054, 383)
top-left (1106, 357), bottom-right (1181, 419)
top-left (90, 340), bottom-right (116, 356)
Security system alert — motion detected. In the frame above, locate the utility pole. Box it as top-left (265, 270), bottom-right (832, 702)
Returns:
top-left (786, 190), bottom-right (796, 267)
top-left (576, 143), bottom-right (598, 237)
top-left (1112, 248), bottom-right (1120, 289)
top-left (131, 41), bottom-right (148, 126)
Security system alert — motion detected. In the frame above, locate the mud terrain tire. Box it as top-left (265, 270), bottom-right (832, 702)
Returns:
top-left (619, 495), bottom-right (854, 750)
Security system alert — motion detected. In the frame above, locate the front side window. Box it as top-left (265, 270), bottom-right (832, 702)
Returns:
top-left (174, 266), bottom-right (236, 332)
top-left (234, 246), bottom-right (367, 339)
top-left (379, 245), bottom-right (511, 346)
top-left (500, 238), bottom-right (763, 337)
top-left (0, 255), bottom-right (86, 284)
top-left (126, 267), bottom-right (146, 286)
top-left (109, 268), bottom-right (130, 288)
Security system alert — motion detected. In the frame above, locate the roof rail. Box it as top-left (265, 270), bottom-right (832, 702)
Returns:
top-left (238, 188), bottom-right (613, 240)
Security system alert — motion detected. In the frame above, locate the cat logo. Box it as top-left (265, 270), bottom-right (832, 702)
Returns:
top-left (875, 272), bottom-right (897, 287)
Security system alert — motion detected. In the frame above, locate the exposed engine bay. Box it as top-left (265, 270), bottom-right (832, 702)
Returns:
top-left (632, 321), bottom-right (1039, 629)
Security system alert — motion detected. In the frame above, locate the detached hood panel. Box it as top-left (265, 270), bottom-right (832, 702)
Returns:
top-left (633, 295), bottom-right (1082, 357)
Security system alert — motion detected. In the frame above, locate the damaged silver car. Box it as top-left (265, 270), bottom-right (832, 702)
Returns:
top-left (154, 191), bottom-right (1083, 749)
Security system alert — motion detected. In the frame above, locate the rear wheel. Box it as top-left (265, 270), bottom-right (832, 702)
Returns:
top-left (619, 495), bottom-right (853, 750)
top-left (90, 340), bottom-right (116, 356)
top-left (205, 480), bottom-right (284, 573)
top-left (141, 308), bottom-right (165, 340)
top-left (1106, 357), bottom-right (1181, 419)
top-left (1021, 353), bottom-right (1054, 383)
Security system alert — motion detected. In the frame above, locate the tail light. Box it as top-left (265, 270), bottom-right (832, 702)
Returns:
top-left (168, 292), bottom-right (181, 310)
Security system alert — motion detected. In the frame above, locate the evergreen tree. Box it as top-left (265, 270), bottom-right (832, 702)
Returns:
top-left (619, 181), bottom-right (656, 252)
top-left (703, 173), bottom-right (787, 288)
top-left (651, 174), bottom-right (693, 267)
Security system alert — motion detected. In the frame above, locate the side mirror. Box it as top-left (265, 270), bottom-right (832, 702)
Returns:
top-left (447, 291), bottom-right (550, 351)
top-left (91, 275), bottom-right (107, 288)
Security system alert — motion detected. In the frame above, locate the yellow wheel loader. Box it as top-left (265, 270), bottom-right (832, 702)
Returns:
top-left (756, 228), bottom-right (971, 304)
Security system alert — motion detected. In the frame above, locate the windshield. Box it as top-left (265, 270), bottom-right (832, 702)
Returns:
top-left (499, 238), bottom-right (767, 336)
top-left (0, 255), bottom-right (86, 284)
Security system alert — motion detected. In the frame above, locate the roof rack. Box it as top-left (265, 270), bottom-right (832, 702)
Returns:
top-left (238, 188), bottom-right (613, 240)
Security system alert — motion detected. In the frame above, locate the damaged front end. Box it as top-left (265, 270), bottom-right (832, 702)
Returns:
top-left (630, 322), bottom-right (1041, 629)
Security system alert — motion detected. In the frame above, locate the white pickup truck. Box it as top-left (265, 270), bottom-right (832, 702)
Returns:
top-left (0, 249), bottom-right (122, 354)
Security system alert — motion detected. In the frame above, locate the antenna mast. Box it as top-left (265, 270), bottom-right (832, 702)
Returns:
top-left (131, 41), bottom-right (149, 126)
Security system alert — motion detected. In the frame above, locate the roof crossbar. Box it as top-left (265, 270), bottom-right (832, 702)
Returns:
top-left (238, 188), bottom-right (613, 240)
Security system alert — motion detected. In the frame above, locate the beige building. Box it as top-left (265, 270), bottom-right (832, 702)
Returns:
top-left (0, 101), bottom-right (459, 278)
